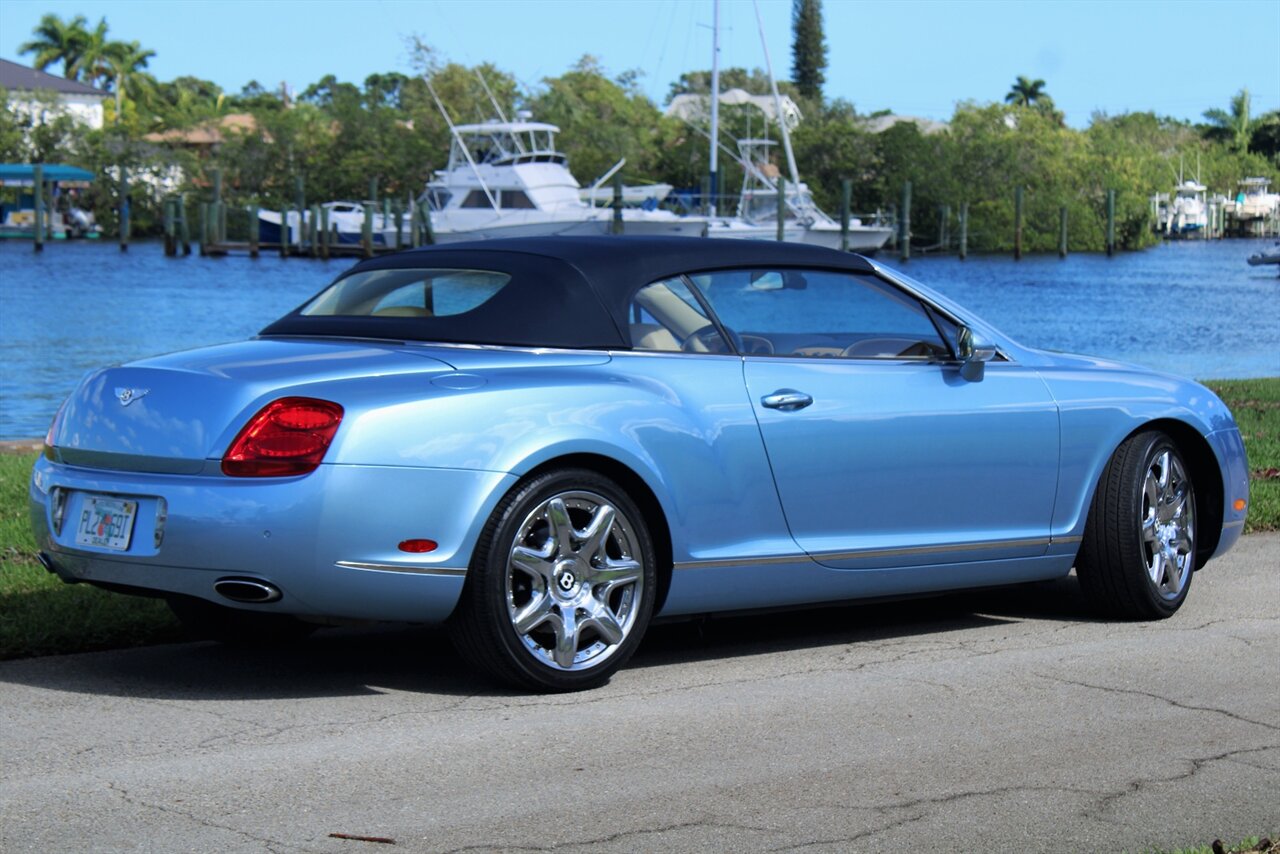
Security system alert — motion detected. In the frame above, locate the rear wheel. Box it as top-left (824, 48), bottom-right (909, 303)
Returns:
top-left (167, 596), bottom-right (317, 645)
top-left (449, 468), bottom-right (657, 692)
top-left (1076, 430), bottom-right (1196, 619)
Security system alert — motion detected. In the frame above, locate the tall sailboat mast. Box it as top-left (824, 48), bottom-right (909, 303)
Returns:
top-left (752, 0), bottom-right (799, 187)
top-left (709, 0), bottom-right (720, 217)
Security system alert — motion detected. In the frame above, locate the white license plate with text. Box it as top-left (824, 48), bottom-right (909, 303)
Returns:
top-left (75, 495), bottom-right (138, 551)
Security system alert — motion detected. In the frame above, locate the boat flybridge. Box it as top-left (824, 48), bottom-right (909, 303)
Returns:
top-left (706, 138), bottom-right (893, 252)
top-left (422, 120), bottom-right (706, 241)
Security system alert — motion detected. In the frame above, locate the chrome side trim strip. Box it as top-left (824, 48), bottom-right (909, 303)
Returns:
top-left (336, 561), bottom-right (467, 577)
top-left (1222, 520), bottom-right (1245, 530)
top-left (813, 537), bottom-right (1052, 563)
top-left (673, 554), bottom-right (805, 571)
top-left (675, 536), bottom-right (1060, 570)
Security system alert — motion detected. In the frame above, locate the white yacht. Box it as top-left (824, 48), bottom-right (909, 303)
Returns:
top-left (1154, 180), bottom-right (1209, 235)
top-left (706, 138), bottom-right (893, 252)
top-left (422, 120), bottom-right (705, 242)
top-left (1228, 177), bottom-right (1280, 221)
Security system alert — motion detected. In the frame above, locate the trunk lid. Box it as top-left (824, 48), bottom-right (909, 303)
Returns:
top-left (49, 339), bottom-right (454, 473)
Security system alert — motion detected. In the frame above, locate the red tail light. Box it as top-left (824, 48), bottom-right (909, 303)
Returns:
top-left (222, 397), bottom-right (344, 477)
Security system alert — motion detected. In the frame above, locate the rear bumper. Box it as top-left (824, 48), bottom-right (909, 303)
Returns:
top-left (30, 456), bottom-right (515, 622)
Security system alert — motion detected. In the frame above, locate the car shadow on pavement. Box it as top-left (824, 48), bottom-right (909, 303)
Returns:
top-left (0, 576), bottom-right (1097, 701)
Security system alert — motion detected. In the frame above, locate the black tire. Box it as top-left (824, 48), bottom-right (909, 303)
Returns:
top-left (167, 596), bottom-right (318, 645)
top-left (448, 468), bottom-right (658, 692)
top-left (1076, 430), bottom-right (1197, 619)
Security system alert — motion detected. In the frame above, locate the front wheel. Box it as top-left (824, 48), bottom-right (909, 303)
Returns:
top-left (1076, 430), bottom-right (1197, 619)
top-left (449, 468), bottom-right (657, 692)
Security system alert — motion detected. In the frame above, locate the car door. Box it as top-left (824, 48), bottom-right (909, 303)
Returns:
top-left (690, 267), bottom-right (1061, 570)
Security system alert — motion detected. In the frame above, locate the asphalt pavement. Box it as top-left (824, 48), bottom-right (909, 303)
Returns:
top-left (2, 534), bottom-right (1277, 853)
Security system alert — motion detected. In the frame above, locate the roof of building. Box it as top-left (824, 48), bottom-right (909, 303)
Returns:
top-left (143, 113), bottom-right (267, 145)
top-left (0, 58), bottom-right (107, 98)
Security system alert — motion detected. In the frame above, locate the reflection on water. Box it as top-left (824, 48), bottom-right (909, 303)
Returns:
top-left (1, 239), bottom-right (1277, 438)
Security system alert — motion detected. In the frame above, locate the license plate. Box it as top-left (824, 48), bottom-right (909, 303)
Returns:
top-left (75, 495), bottom-right (138, 551)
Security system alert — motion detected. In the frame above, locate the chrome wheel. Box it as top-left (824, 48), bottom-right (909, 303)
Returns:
top-left (506, 491), bottom-right (644, 671)
top-left (1076, 430), bottom-right (1198, 620)
top-left (1140, 449), bottom-right (1195, 600)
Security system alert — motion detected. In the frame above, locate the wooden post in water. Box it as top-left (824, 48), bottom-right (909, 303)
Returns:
top-left (32, 164), bottom-right (44, 253)
top-left (1058, 206), bottom-right (1068, 258)
top-left (898, 181), bottom-right (911, 261)
top-left (1013, 185), bottom-right (1023, 260)
top-left (119, 167), bottom-right (130, 252)
top-left (307, 205), bottom-right (319, 258)
top-left (612, 174), bottom-right (624, 235)
top-left (320, 206), bottom-right (330, 260)
top-left (362, 202), bottom-right (373, 259)
top-left (218, 202), bottom-right (227, 248)
top-left (279, 209), bottom-right (289, 258)
top-left (840, 178), bottom-right (852, 252)
top-left (248, 206), bottom-right (259, 258)
top-left (409, 198), bottom-right (419, 248)
top-left (420, 202), bottom-right (435, 245)
top-left (178, 193), bottom-right (191, 255)
top-left (776, 176), bottom-right (787, 242)
top-left (382, 197), bottom-right (391, 249)
top-left (211, 167), bottom-right (223, 244)
top-left (938, 204), bottom-right (950, 252)
top-left (700, 176), bottom-right (710, 217)
top-left (958, 202), bottom-right (968, 260)
top-left (163, 198), bottom-right (176, 256)
top-left (1106, 189), bottom-right (1116, 257)
top-left (198, 202), bottom-right (208, 256)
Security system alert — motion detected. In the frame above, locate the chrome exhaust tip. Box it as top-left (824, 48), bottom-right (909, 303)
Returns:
top-left (37, 551), bottom-right (57, 574)
top-left (213, 577), bottom-right (282, 604)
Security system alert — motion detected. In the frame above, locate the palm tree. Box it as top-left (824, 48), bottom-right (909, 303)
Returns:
top-left (66, 18), bottom-right (115, 89)
top-left (1202, 88), bottom-right (1253, 153)
top-left (18, 13), bottom-right (89, 79)
top-left (1005, 76), bottom-right (1047, 108)
top-left (105, 40), bottom-right (157, 118)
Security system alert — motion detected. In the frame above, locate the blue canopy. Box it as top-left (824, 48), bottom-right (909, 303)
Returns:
top-left (0, 163), bottom-right (95, 185)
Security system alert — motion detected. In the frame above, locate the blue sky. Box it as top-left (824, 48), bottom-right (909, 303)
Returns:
top-left (2, 0), bottom-right (1277, 128)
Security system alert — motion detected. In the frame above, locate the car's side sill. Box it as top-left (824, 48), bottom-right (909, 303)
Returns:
top-left (336, 561), bottom-right (468, 576)
top-left (674, 535), bottom-right (1082, 571)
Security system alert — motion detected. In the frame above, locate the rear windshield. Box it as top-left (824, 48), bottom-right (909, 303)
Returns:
top-left (301, 268), bottom-right (511, 319)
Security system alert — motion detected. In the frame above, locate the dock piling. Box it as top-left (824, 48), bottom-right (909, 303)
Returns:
top-left (1014, 185), bottom-right (1023, 261)
top-left (1058, 206), bottom-right (1068, 258)
top-left (248, 206), bottom-right (259, 258)
top-left (840, 178), bottom-right (851, 252)
top-left (163, 198), bottom-right (176, 256)
top-left (612, 175), bottom-right (624, 235)
top-left (33, 164), bottom-right (44, 253)
top-left (320, 206), bottom-right (330, 260)
top-left (119, 167), bottom-right (130, 252)
top-left (939, 204), bottom-right (950, 252)
top-left (958, 202), bottom-right (968, 260)
top-left (898, 181), bottom-right (911, 261)
top-left (777, 176), bottom-right (787, 242)
top-left (198, 202), bottom-right (208, 256)
top-left (178, 193), bottom-right (191, 255)
top-left (1106, 189), bottom-right (1116, 257)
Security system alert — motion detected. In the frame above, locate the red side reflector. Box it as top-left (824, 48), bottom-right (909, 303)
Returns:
top-left (222, 397), bottom-right (344, 477)
top-left (398, 539), bottom-right (438, 553)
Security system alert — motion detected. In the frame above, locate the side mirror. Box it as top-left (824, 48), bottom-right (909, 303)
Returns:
top-left (956, 326), bottom-right (996, 381)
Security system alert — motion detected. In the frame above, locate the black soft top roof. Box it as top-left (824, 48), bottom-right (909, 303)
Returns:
top-left (260, 236), bottom-right (876, 349)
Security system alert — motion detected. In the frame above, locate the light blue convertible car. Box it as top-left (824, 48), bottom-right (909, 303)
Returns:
top-left (30, 237), bottom-right (1249, 690)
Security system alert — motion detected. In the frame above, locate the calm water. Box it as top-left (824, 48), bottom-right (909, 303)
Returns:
top-left (1, 238), bottom-right (1277, 439)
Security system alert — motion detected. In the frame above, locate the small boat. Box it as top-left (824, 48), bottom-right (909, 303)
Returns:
top-left (258, 201), bottom-right (400, 246)
top-left (1246, 243), bottom-right (1280, 266)
top-left (0, 162), bottom-right (100, 239)
top-left (705, 139), bottom-right (893, 253)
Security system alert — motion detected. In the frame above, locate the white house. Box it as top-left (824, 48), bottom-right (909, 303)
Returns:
top-left (1, 58), bottom-right (108, 130)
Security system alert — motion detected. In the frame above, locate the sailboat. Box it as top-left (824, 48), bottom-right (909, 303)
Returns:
top-left (698, 0), bottom-right (892, 253)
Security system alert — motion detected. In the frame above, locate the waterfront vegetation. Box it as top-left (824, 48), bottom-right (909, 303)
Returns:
top-left (3, 15), bottom-right (1279, 253)
top-left (0, 378), bottom-right (1276, 660)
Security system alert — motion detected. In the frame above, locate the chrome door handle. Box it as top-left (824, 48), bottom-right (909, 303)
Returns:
top-left (761, 390), bottom-right (813, 411)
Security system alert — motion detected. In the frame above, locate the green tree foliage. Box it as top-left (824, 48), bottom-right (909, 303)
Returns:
top-left (791, 0), bottom-right (827, 102)
top-left (18, 13), bottom-right (90, 79)
top-left (527, 56), bottom-right (664, 185)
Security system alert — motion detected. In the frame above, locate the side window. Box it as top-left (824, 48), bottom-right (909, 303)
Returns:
top-left (461, 190), bottom-right (492, 209)
top-left (628, 278), bottom-right (728, 353)
top-left (690, 268), bottom-right (950, 360)
top-left (302, 268), bottom-right (511, 318)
